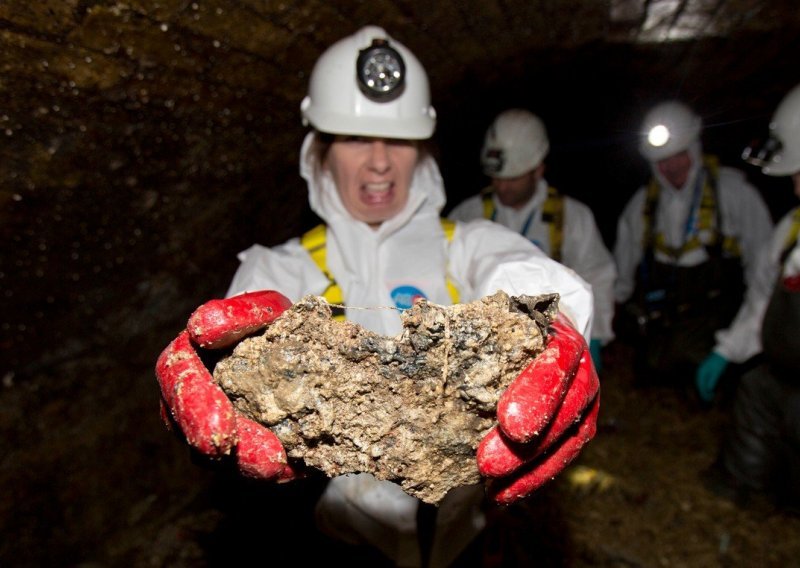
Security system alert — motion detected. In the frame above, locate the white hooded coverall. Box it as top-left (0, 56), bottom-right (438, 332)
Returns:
top-left (226, 133), bottom-right (594, 567)
top-left (448, 178), bottom-right (617, 345)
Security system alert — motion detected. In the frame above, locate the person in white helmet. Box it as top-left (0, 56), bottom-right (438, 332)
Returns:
top-left (700, 83), bottom-right (800, 511)
top-left (448, 109), bottom-right (617, 370)
top-left (614, 100), bottom-right (773, 392)
top-left (155, 27), bottom-right (600, 567)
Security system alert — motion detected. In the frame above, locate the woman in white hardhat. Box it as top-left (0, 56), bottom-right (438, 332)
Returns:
top-left (449, 108), bottom-right (617, 372)
top-left (614, 99), bottom-right (773, 394)
top-left (156, 26), bottom-right (599, 567)
top-left (300, 26), bottom-right (436, 140)
top-left (700, 84), bottom-right (800, 511)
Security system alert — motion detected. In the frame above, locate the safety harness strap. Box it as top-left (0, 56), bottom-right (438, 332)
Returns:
top-left (541, 187), bottom-right (564, 262)
top-left (481, 187), bottom-right (494, 220)
top-left (780, 208), bottom-right (800, 268)
top-left (439, 218), bottom-right (462, 305)
top-left (643, 155), bottom-right (741, 261)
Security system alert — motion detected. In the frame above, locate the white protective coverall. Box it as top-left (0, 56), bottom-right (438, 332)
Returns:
top-left (711, 207), bottom-right (800, 363)
top-left (226, 132), bottom-right (594, 567)
top-left (448, 177), bottom-right (617, 344)
top-left (614, 144), bottom-right (773, 306)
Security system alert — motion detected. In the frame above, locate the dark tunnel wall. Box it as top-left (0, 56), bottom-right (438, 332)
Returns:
top-left (3, 1), bottom-right (800, 378)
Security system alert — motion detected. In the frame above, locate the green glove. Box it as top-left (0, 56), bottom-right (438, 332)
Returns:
top-left (589, 339), bottom-right (603, 373)
top-left (695, 352), bottom-right (729, 402)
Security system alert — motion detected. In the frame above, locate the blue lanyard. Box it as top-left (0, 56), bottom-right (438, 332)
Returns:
top-left (491, 205), bottom-right (537, 238)
top-left (680, 169), bottom-right (705, 245)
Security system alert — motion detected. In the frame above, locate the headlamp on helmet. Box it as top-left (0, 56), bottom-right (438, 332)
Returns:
top-left (638, 101), bottom-right (701, 162)
top-left (356, 39), bottom-right (406, 100)
top-left (742, 135), bottom-right (783, 169)
top-left (752, 83), bottom-right (800, 176)
top-left (647, 124), bottom-right (671, 148)
top-left (483, 148), bottom-right (505, 175)
top-left (481, 109), bottom-right (549, 179)
top-left (300, 26), bottom-right (436, 140)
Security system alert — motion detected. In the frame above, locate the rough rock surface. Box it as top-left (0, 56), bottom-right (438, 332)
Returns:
top-left (213, 291), bottom-right (558, 503)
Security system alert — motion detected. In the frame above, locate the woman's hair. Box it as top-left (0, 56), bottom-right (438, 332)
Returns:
top-left (308, 130), bottom-right (434, 174)
top-left (309, 131), bottom-right (336, 172)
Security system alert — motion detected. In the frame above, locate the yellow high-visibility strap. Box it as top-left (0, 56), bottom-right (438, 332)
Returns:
top-left (482, 193), bottom-right (495, 220)
top-left (440, 218), bottom-right (461, 305)
top-left (300, 224), bottom-right (345, 319)
top-left (645, 155), bottom-right (740, 259)
top-left (780, 208), bottom-right (800, 267)
top-left (542, 187), bottom-right (564, 262)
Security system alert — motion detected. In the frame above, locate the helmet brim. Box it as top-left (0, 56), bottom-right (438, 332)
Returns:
top-left (304, 108), bottom-right (435, 141)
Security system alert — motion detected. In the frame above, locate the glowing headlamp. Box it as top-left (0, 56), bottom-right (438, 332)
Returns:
top-left (647, 124), bottom-right (671, 148)
top-left (356, 38), bottom-right (406, 100)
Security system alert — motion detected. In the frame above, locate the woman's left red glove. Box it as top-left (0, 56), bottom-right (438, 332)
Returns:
top-left (155, 290), bottom-right (298, 480)
top-left (477, 315), bottom-right (600, 504)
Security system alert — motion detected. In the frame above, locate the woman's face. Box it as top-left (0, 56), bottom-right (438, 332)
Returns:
top-left (325, 136), bottom-right (418, 227)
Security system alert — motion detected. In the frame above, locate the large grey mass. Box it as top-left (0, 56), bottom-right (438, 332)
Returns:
top-left (213, 291), bottom-right (558, 503)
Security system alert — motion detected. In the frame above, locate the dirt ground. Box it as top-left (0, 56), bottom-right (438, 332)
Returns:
top-left (2, 333), bottom-right (799, 567)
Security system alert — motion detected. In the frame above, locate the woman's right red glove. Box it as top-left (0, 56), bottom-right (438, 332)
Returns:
top-left (476, 315), bottom-right (601, 504)
top-left (155, 290), bottom-right (297, 480)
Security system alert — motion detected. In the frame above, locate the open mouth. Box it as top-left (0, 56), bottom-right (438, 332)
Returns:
top-left (361, 181), bottom-right (394, 205)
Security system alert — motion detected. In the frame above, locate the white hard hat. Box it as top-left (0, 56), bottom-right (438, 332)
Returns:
top-left (760, 83), bottom-right (800, 176)
top-left (481, 109), bottom-right (549, 178)
top-left (639, 100), bottom-right (702, 162)
top-left (300, 26), bottom-right (436, 140)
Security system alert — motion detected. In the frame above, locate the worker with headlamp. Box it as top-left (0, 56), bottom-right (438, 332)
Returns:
top-left (701, 83), bottom-right (800, 511)
top-left (614, 100), bottom-right (773, 395)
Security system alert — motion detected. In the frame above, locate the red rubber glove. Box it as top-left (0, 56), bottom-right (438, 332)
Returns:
top-left (477, 315), bottom-right (600, 504)
top-left (155, 290), bottom-right (297, 480)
